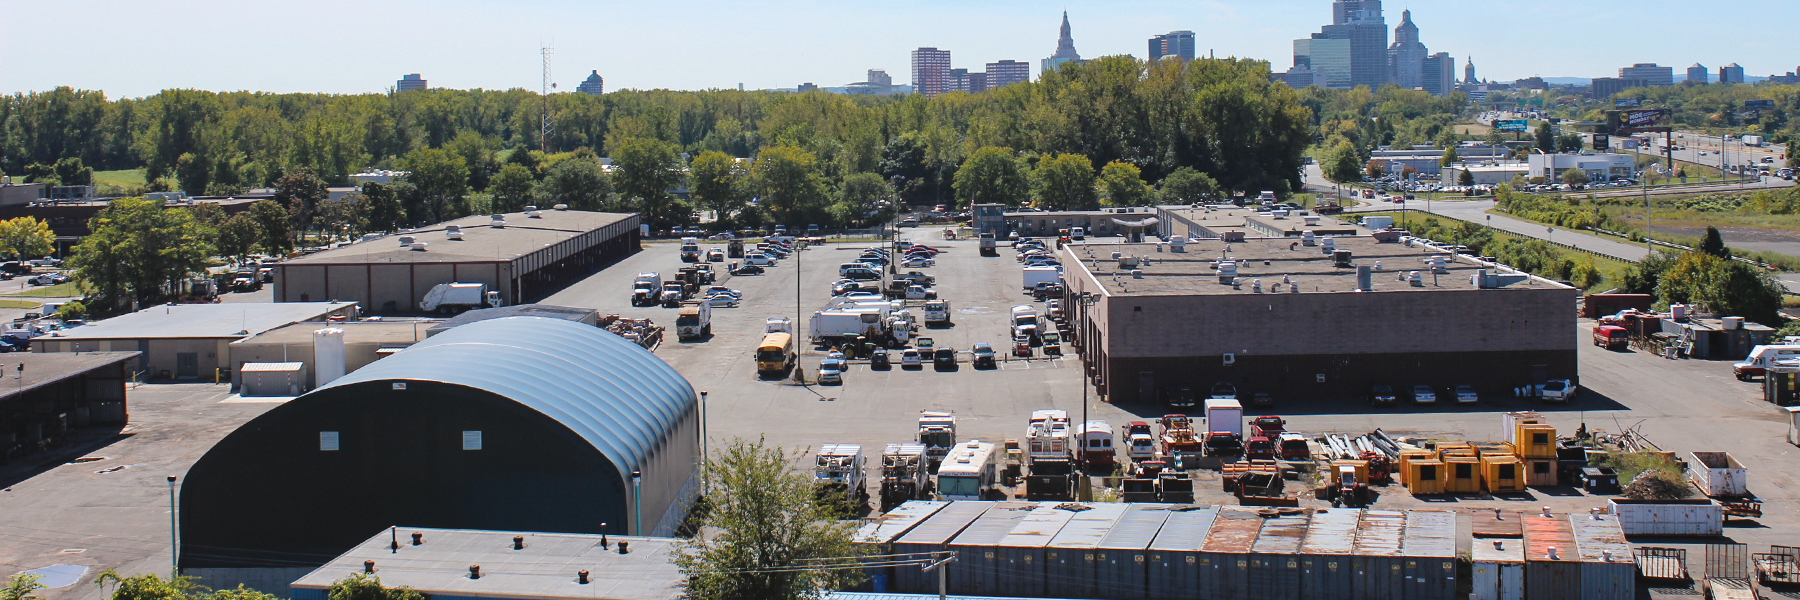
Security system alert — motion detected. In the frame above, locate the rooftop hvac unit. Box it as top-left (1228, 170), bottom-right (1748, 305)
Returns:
top-left (1302, 230), bottom-right (1316, 246)
top-left (1332, 250), bottom-right (1353, 268)
top-left (410, 242), bottom-right (430, 251)
top-left (523, 205), bottom-right (538, 212)
top-left (1409, 271), bottom-right (1423, 286)
top-left (1671, 304), bottom-right (1689, 320)
top-left (1321, 237), bottom-right (1336, 254)
top-left (529, 210), bottom-right (543, 218)
top-left (1131, 269), bottom-right (1143, 279)
top-left (553, 203), bottom-right (569, 210)
top-left (398, 236), bottom-right (415, 246)
top-left (1723, 316), bottom-right (1744, 330)
top-left (1428, 256), bottom-right (1448, 273)
top-left (1356, 265), bottom-right (1372, 291)
top-left (1217, 261), bottom-right (1237, 283)
top-left (1170, 236), bottom-right (1187, 252)
top-left (1119, 255), bottom-right (1139, 268)
top-left (490, 215), bottom-right (506, 228)
top-left (1110, 251), bottom-right (1123, 261)
top-left (446, 225), bottom-right (463, 240)
top-left (1472, 268), bottom-right (1530, 289)
top-left (1303, 216), bottom-right (1320, 226)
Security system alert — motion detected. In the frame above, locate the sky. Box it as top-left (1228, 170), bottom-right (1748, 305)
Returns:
top-left (3, 0), bottom-right (1795, 98)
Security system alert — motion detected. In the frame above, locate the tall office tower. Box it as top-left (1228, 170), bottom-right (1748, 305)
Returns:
top-left (1387, 10), bottom-right (1426, 90)
top-left (986, 60), bottom-right (1030, 88)
top-left (575, 71), bottom-right (605, 95)
top-left (1686, 63), bottom-right (1708, 83)
top-left (1464, 57), bottom-right (1476, 84)
top-left (396, 73), bottom-right (427, 92)
top-left (1042, 12), bottom-right (1083, 73)
top-left (1618, 63), bottom-right (1674, 86)
top-left (1294, 0), bottom-right (1388, 89)
top-left (1421, 52), bottom-right (1455, 97)
top-left (1719, 63), bottom-right (1744, 84)
top-left (912, 47), bottom-right (952, 97)
top-left (948, 68), bottom-right (970, 93)
top-left (868, 69), bottom-right (893, 87)
top-left (1148, 30), bottom-right (1196, 61)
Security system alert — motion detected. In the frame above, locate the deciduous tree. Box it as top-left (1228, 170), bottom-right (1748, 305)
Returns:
top-left (1320, 139), bottom-right (1363, 185)
top-left (68, 198), bottom-right (215, 309)
top-left (488, 164), bottom-right (537, 212)
top-left (690, 150), bottom-right (748, 226)
top-left (1158, 167), bottom-right (1221, 204)
top-left (0, 217), bottom-right (56, 260)
top-left (610, 138), bottom-right (688, 226)
top-left (248, 199), bottom-right (293, 256)
top-left (535, 155), bottom-right (611, 211)
top-left (401, 148), bottom-right (470, 224)
top-left (1098, 161), bottom-right (1153, 206)
top-left (952, 147), bottom-right (1029, 209)
top-left (273, 167), bottom-right (329, 233)
top-left (217, 213), bottom-right (261, 265)
top-left (1032, 153), bottom-right (1096, 211)
top-left (832, 172), bottom-right (896, 228)
top-left (751, 146), bottom-right (830, 225)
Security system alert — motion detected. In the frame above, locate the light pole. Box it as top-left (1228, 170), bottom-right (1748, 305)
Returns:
top-left (699, 390), bottom-right (708, 488)
top-left (794, 234), bottom-right (804, 383)
top-left (632, 470), bottom-right (642, 535)
top-left (167, 475), bottom-right (178, 574)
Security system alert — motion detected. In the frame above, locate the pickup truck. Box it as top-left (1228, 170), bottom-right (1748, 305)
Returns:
top-left (894, 271), bottom-right (935, 286)
top-left (903, 285), bottom-right (938, 300)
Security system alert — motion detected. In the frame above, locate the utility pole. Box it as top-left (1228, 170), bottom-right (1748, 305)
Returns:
top-left (541, 46), bottom-right (556, 152)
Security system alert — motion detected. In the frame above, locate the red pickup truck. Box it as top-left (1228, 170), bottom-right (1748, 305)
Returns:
top-left (1592, 325), bottom-right (1628, 350)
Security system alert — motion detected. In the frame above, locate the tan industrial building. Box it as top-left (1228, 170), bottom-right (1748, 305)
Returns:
top-left (229, 319), bottom-right (438, 392)
top-left (274, 208), bottom-right (639, 313)
top-left (1059, 236), bottom-right (1578, 403)
top-left (32, 302), bottom-right (358, 380)
top-left (1156, 205), bottom-right (1365, 241)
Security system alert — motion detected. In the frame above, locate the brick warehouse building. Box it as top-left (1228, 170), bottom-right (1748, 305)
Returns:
top-left (1058, 236), bottom-right (1577, 404)
top-left (275, 207), bottom-right (638, 313)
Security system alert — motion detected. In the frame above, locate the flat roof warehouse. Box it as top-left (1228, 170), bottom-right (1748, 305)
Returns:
top-left (284, 210), bottom-right (634, 266)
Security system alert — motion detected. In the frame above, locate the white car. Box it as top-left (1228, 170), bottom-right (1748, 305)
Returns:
top-left (902, 256), bottom-right (934, 268)
top-left (1411, 385), bottom-right (1436, 405)
top-left (818, 351), bottom-right (846, 385)
top-left (703, 295), bottom-right (739, 308)
top-left (1539, 379), bottom-right (1576, 402)
top-left (899, 347), bottom-right (922, 368)
top-left (1454, 385), bottom-right (1479, 404)
top-left (745, 253), bottom-right (776, 266)
top-left (705, 286), bottom-right (743, 299)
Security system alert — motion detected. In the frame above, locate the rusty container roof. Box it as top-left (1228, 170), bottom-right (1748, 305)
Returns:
top-left (1522, 513), bottom-right (1576, 562)
top-left (1470, 509), bottom-right (1524, 538)
top-left (1569, 514), bottom-right (1636, 565)
top-left (1201, 507), bottom-right (1267, 553)
top-left (1251, 509), bottom-right (1312, 555)
top-left (1401, 510), bottom-right (1457, 558)
top-left (1352, 510), bottom-right (1407, 557)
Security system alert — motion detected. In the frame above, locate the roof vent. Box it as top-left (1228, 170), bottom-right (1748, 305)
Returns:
top-left (1110, 251), bottom-right (1123, 261)
top-left (512, 536), bottom-right (524, 550)
top-left (553, 203), bottom-right (569, 211)
top-left (578, 570), bottom-right (590, 584)
top-left (1301, 231), bottom-right (1316, 246)
top-left (1322, 237), bottom-right (1336, 254)
top-left (529, 210), bottom-right (543, 218)
top-left (1290, 282), bottom-right (1299, 293)
top-left (1131, 269), bottom-right (1143, 279)
top-left (523, 205), bottom-right (538, 212)
top-left (1252, 279), bottom-right (1262, 293)
top-left (410, 242), bottom-right (429, 251)
top-left (1356, 265), bottom-right (1372, 292)
top-left (398, 236), bottom-right (415, 246)
top-left (490, 214), bottom-right (506, 228)
top-left (412, 532), bottom-right (424, 545)
top-left (469, 565), bottom-right (482, 579)
top-left (1409, 271), bottom-right (1423, 287)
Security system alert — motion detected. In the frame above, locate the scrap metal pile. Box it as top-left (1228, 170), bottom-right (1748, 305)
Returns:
top-left (599, 314), bottom-right (663, 349)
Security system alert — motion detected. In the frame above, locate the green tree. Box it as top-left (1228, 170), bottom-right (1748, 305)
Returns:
top-left (217, 213), bottom-right (261, 265)
top-left (55, 300), bottom-right (86, 320)
top-left (1458, 169), bottom-right (1476, 187)
top-left (751, 146), bottom-right (830, 225)
top-left (536, 155), bottom-right (612, 211)
top-left (1319, 139), bottom-right (1363, 185)
top-left (676, 437), bottom-right (866, 600)
top-left (444, 131), bottom-right (499, 191)
top-left (69, 198), bottom-right (216, 309)
top-left (1098, 160), bottom-right (1153, 206)
top-left (401, 147), bottom-right (470, 224)
top-left (690, 150), bottom-right (748, 226)
top-left (317, 194), bottom-right (370, 241)
top-left (952, 146), bottom-right (1029, 209)
top-left (1158, 167), bottom-right (1221, 204)
top-left (1698, 225), bottom-right (1730, 258)
top-left (832, 172), bottom-right (896, 228)
top-left (1559, 168), bottom-right (1590, 186)
top-left (1534, 122), bottom-right (1556, 152)
top-left (361, 182), bottom-right (404, 231)
top-left (3, 573), bottom-right (44, 600)
top-left (96, 571), bottom-right (198, 600)
top-left (488, 164), bottom-right (537, 212)
top-left (1438, 145), bottom-right (1460, 167)
top-left (249, 199), bottom-right (293, 256)
top-left (175, 152), bottom-right (212, 196)
top-left (54, 157), bottom-right (94, 186)
top-left (324, 573), bottom-right (425, 600)
top-left (1556, 133), bottom-right (1584, 154)
top-left (273, 167), bottom-right (329, 234)
top-left (611, 138), bottom-right (688, 227)
top-left (0, 217), bottom-right (56, 259)
top-left (1032, 153), bottom-right (1097, 211)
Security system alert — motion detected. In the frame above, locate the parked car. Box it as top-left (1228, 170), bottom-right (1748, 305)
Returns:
top-left (1369, 384), bottom-right (1398, 407)
top-left (706, 249), bottom-right (725, 262)
top-left (745, 253), bottom-right (776, 266)
top-left (1539, 379), bottom-right (1576, 402)
top-left (1454, 385), bottom-right (1478, 404)
top-left (971, 343), bottom-right (996, 368)
top-left (703, 295), bottom-right (739, 308)
top-left (731, 263), bottom-right (764, 275)
top-left (900, 347), bottom-right (922, 368)
top-left (933, 347), bottom-right (957, 369)
top-left (902, 256), bottom-right (934, 268)
top-left (818, 352), bottom-right (846, 385)
top-left (871, 348), bottom-right (890, 368)
top-left (831, 280), bottom-right (866, 295)
top-left (1250, 392), bottom-right (1274, 406)
top-left (1411, 385), bottom-right (1436, 405)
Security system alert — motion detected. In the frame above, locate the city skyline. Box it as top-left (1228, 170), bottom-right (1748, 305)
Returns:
top-left (1, 0), bottom-right (1793, 97)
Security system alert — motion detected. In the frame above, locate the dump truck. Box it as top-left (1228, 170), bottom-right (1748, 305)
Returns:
top-left (917, 410), bottom-right (956, 470)
top-left (419, 282), bottom-right (498, 313)
top-left (727, 239), bottom-right (744, 258)
top-left (632, 272), bottom-right (663, 306)
top-left (923, 300), bottom-right (951, 325)
top-left (675, 300), bottom-right (712, 341)
top-left (878, 443), bottom-right (930, 511)
top-left (979, 232), bottom-right (997, 256)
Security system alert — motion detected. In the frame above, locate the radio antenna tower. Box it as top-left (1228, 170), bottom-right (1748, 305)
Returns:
top-left (540, 45), bottom-right (555, 151)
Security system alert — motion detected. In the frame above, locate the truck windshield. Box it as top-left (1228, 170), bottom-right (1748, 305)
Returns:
top-left (938, 475), bottom-right (981, 497)
top-left (920, 431), bottom-right (952, 448)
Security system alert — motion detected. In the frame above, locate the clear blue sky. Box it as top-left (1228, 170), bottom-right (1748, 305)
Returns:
top-left (3, 0), bottom-right (1793, 98)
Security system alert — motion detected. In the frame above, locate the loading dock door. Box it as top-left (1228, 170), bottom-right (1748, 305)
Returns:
top-left (177, 353), bottom-right (199, 379)
top-left (1139, 372), bottom-right (1155, 402)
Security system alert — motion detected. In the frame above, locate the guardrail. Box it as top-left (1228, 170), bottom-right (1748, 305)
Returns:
top-left (1359, 208), bottom-right (1645, 265)
top-left (1588, 226), bottom-right (1779, 271)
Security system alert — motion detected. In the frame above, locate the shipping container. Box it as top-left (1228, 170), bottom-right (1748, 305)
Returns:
top-left (1146, 506), bottom-right (1219, 600)
top-left (1445, 457), bottom-right (1482, 493)
top-left (1481, 456), bottom-right (1524, 493)
top-left (1513, 425), bottom-right (1556, 458)
top-left (1247, 510), bottom-right (1309, 600)
top-left (1687, 451), bottom-right (1748, 497)
top-left (1401, 511), bottom-right (1457, 600)
top-left (1469, 510), bottom-right (1523, 538)
top-left (1568, 513), bottom-right (1636, 600)
top-left (1396, 449), bottom-right (1434, 471)
top-left (1524, 458), bottom-right (1558, 487)
top-left (1200, 507), bottom-right (1265, 600)
top-left (891, 501), bottom-right (994, 593)
top-left (1607, 499), bottom-right (1723, 536)
top-left (1403, 460), bottom-right (1445, 495)
top-left (1522, 513), bottom-right (1579, 600)
top-left (853, 501), bottom-right (949, 591)
top-left (1298, 508), bottom-right (1362, 600)
top-left (1095, 504), bottom-right (1178, 599)
top-left (1045, 503), bottom-right (1130, 599)
top-left (995, 503), bottom-right (1079, 597)
top-left (1470, 537), bottom-right (1524, 600)
top-left (943, 501), bottom-right (1037, 596)
top-left (1500, 412), bottom-right (1543, 444)
top-left (1351, 510), bottom-right (1407, 600)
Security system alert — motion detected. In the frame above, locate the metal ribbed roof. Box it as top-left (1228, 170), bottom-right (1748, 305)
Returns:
top-left (317, 316), bottom-right (695, 480)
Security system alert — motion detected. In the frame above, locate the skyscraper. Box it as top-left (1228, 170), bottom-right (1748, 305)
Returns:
top-left (1148, 30), bottom-right (1196, 62)
top-left (1618, 63), bottom-right (1673, 86)
top-left (912, 47), bottom-right (952, 97)
top-left (1464, 57), bottom-right (1476, 84)
top-left (1293, 0), bottom-right (1388, 89)
top-left (948, 68), bottom-right (971, 93)
top-left (396, 73), bottom-right (427, 92)
top-left (1687, 63), bottom-right (1708, 83)
top-left (1719, 63), bottom-right (1744, 84)
top-left (1387, 10), bottom-right (1426, 90)
top-left (1042, 12), bottom-right (1083, 74)
top-left (986, 60), bottom-right (1030, 88)
top-left (1421, 52), bottom-right (1455, 97)
top-left (868, 69), bottom-right (893, 87)
top-left (576, 71), bottom-right (605, 95)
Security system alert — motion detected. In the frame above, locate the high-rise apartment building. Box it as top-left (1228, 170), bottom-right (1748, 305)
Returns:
top-left (1294, 0), bottom-right (1388, 89)
top-left (396, 73), bottom-right (427, 92)
top-left (1719, 63), bottom-right (1744, 84)
top-left (576, 71), bottom-right (605, 95)
top-left (948, 68), bottom-right (971, 93)
top-left (912, 47), bottom-right (952, 97)
top-left (1042, 12), bottom-right (1083, 73)
top-left (1618, 63), bottom-right (1673, 86)
top-left (1148, 30), bottom-right (1196, 61)
top-left (1387, 10), bottom-right (1426, 90)
top-left (968, 72), bottom-right (989, 93)
top-left (1421, 52), bottom-right (1455, 97)
top-left (1687, 63), bottom-right (1708, 83)
top-left (986, 60), bottom-right (1030, 88)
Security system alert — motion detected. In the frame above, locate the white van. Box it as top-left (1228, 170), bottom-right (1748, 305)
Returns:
top-left (840, 262), bottom-right (870, 277)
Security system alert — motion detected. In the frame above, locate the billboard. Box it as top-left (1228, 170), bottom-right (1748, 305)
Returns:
top-left (1745, 99), bottom-right (1775, 110)
top-left (1614, 108), bottom-right (1672, 133)
top-left (1592, 134), bottom-right (1611, 150)
top-left (1494, 119), bottom-right (1528, 132)
top-left (1614, 98), bottom-right (1641, 108)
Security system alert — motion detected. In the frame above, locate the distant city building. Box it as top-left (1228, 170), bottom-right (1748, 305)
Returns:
top-left (968, 72), bottom-right (988, 93)
top-left (1719, 63), bottom-right (1744, 84)
top-left (1148, 30), bottom-right (1196, 62)
top-left (1591, 77), bottom-right (1646, 99)
top-left (1770, 70), bottom-right (1800, 85)
top-left (868, 69), bottom-right (892, 87)
top-left (1386, 10), bottom-right (1427, 90)
top-left (396, 73), bottom-right (427, 92)
top-left (797, 82), bottom-right (818, 93)
top-left (1464, 57), bottom-right (1476, 84)
top-left (1687, 63), bottom-right (1709, 83)
top-left (912, 47), bottom-right (952, 97)
top-left (1042, 12), bottom-right (1083, 73)
top-left (1514, 76), bottom-right (1548, 90)
top-left (1272, 64), bottom-right (1317, 89)
top-left (986, 60), bottom-right (1030, 88)
top-left (948, 68), bottom-right (970, 93)
top-left (1295, 0), bottom-right (1389, 89)
top-left (575, 70), bottom-right (605, 95)
top-left (1421, 52), bottom-right (1456, 96)
top-left (844, 69), bottom-right (905, 95)
top-left (1618, 63), bottom-right (1673, 86)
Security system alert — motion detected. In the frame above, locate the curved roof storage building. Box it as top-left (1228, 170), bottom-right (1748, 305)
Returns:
top-left (179, 316), bottom-right (699, 574)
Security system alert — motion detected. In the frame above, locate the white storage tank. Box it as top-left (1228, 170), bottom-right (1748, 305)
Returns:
top-left (314, 327), bottom-right (347, 387)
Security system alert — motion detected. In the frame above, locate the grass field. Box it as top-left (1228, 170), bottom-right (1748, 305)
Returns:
top-left (0, 300), bottom-right (42, 309)
top-left (3, 282), bottom-right (80, 297)
top-left (93, 169), bottom-right (147, 189)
